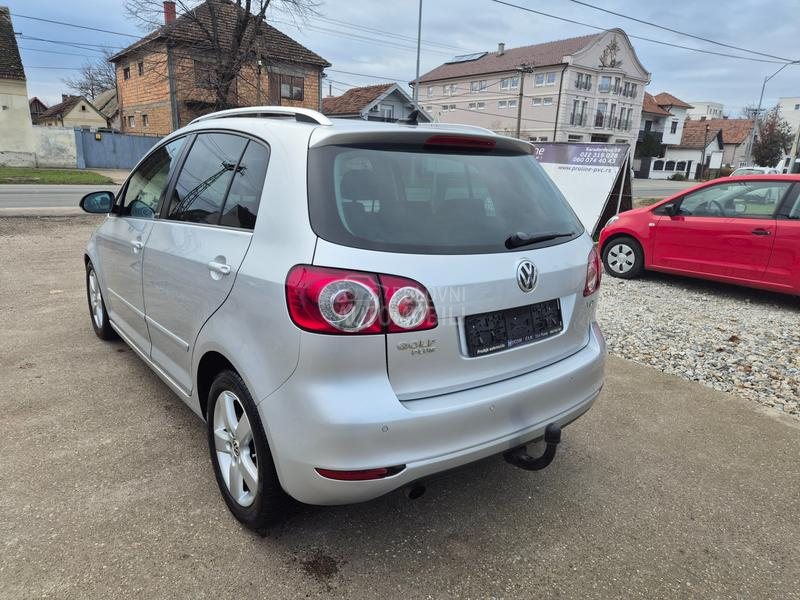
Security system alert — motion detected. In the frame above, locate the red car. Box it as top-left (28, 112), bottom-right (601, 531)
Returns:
top-left (599, 175), bottom-right (800, 295)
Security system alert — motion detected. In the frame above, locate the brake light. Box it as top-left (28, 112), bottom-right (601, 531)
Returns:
top-left (286, 265), bottom-right (382, 334)
top-left (584, 247), bottom-right (602, 296)
top-left (379, 274), bottom-right (438, 333)
top-left (424, 135), bottom-right (496, 149)
top-left (286, 266), bottom-right (438, 334)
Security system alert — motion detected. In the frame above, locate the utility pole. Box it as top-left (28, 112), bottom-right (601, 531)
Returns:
top-left (515, 65), bottom-right (534, 139)
top-left (745, 60), bottom-right (799, 165)
top-left (700, 123), bottom-right (710, 179)
top-left (413, 0), bottom-right (423, 104)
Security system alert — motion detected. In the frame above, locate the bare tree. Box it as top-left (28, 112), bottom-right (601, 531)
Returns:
top-left (122, 0), bottom-right (319, 111)
top-left (63, 50), bottom-right (117, 99)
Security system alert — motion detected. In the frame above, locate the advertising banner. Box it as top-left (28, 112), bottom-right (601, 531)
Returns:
top-left (531, 142), bottom-right (632, 236)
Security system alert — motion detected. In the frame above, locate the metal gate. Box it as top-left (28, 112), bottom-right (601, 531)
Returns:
top-left (75, 130), bottom-right (161, 170)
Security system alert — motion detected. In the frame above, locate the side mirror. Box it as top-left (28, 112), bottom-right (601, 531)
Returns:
top-left (80, 191), bottom-right (115, 214)
top-left (663, 202), bottom-right (680, 217)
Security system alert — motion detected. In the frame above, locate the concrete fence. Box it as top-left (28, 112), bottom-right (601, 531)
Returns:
top-left (22, 126), bottom-right (162, 170)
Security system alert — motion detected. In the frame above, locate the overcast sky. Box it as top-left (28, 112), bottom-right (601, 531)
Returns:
top-left (7, 0), bottom-right (799, 115)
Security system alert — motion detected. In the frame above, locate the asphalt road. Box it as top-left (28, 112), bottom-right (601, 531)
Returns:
top-left (1, 216), bottom-right (799, 599)
top-left (0, 184), bottom-right (120, 215)
top-left (631, 179), bottom-right (696, 199)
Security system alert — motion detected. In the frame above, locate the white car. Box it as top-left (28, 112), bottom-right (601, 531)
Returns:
top-left (79, 107), bottom-right (605, 529)
top-left (731, 166), bottom-right (780, 176)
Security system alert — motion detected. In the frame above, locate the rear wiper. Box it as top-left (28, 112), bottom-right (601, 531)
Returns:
top-left (505, 231), bottom-right (575, 250)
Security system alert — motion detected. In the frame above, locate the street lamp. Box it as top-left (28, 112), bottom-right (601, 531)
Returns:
top-left (745, 60), bottom-right (800, 165)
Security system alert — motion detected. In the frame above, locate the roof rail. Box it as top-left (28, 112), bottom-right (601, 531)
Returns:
top-left (416, 122), bottom-right (496, 135)
top-left (189, 106), bottom-right (332, 126)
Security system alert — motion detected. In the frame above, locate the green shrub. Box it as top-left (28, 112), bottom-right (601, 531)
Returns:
top-left (668, 173), bottom-right (686, 181)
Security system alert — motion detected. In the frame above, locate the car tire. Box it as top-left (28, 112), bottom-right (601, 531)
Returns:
top-left (206, 369), bottom-right (291, 530)
top-left (602, 236), bottom-right (644, 279)
top-left (85, 260), bottom-right (117, 340)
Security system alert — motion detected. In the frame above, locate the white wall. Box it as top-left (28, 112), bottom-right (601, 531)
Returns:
top-left (687, 102), bottom-right (724, 120)
top-left (660, 106), bottom-right (687, 145)
top-left (31, 126), bottom-right (78, 168)
top-left (0, 79), bottom-right (36, 167)
top-left (777, 97), bottom-right (800, 134)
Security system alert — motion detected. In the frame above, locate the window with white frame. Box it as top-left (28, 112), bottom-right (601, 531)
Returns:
top-left (794, 103), bottom-right (799, 110)
top-left (443, 84), bottom-right (457, 96)
top-left (427, 86), bottom-right (433, 97)
top-left (127, 115), bottom-right (135, 128)
top-left (532, 97), bottom-right (542, 106)
top-left (613, 77), bottom-right (621, 94)
top-left (470, 80), bottom-right (488, 93)
top-left (499, 100), bottom-right (507, 109)
top-left (500, 76), bottom-right (520, 90)
top-left (545, 72), bottom-right (556, 86)
top-left (476, 101), bottom-right (485, 110)
top-left (599, 76), bottom-right (611, 93)
top-left (542, 97), bottom-right (553, 106)
top-left (575, 73), bottom-right (592, 90)
top-left (508, 99), bottom-right (517, 109)
top-left (534, 74), bottom-right (545, 87)
top-left (538, 136), bottom-right (548, 141)
top-left (670, 120), bottom-right (678, 134)
top-left (568, 134), bottom-right (583, 142)
top-left (468, 102), bottom-right (476, 110)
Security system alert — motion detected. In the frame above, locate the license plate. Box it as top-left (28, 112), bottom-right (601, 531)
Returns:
top-left (464, 299), bottom-right (563, 357)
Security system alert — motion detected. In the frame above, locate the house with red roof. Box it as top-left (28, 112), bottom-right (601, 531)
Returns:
top-left (413, 28), bottom-right (650, 149)
top-left (322, 83), bottom-right (430, 122)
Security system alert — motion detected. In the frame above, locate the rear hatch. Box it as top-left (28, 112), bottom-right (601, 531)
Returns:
top-left (307, 129), bottom-right (596, 400)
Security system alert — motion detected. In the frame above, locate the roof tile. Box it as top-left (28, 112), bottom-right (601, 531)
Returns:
top-left (322, 84), bottom-right (393, 115)
top-left (418, 33), bottom-right (601, 83)
top-left (642, 92), bottom-right (672, 116)
top-left (0, 7), bottom-right (25, 81)
top-left (654, 92), bottom-right (693, 109)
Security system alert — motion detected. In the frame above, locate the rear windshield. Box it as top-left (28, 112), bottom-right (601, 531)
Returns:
top-left (307, 144), bottom-right (583, 254)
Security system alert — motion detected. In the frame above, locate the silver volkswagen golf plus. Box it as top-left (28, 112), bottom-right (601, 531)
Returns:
top-left (80, 107), bottom-right (605, 529)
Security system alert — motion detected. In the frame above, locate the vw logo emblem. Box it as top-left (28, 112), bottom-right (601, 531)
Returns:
top-left (516, 260), bottom-right (537, 293)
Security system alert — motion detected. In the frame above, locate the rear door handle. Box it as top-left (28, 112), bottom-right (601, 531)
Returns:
top-left (207, 260), bottom-right (231, 276)
top-left (751, 229), bottom-right (771, 236)
top-left (131, 240), bottom-right (144, 252)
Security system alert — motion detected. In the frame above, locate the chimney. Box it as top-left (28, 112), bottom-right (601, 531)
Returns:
top-left (497, 42), bottom-right (505, 56)
top-left (62, 94), bottom-right (71, 102)
top-left (163, 0), bottom-right (176, 24)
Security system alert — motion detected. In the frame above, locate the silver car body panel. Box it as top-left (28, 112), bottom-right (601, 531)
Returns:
top-left (86, 112), bottom-right (605, 506)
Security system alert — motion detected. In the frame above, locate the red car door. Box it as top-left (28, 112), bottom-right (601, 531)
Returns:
top-left (652, 179), bottom-right (791, 283)
top-left (763, 185), bottom-right (800, 293)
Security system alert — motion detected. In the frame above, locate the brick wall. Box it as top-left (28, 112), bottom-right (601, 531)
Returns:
top-left (116, 44), bottom-right (174, 136)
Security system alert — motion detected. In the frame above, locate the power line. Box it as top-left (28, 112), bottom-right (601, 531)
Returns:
top-left (15, 34), bottom-right (121, 53)
top-left (563, 0), bottom-right (796, 62)
top-left (25, 66), bottom-right (85, 70)
top-left (312, 15), bottom-right (477, 54)
top-left (327, 68), bottom-right (407, 82)
top-left (19, 46), bottom-right (93, 58)
top-left (11, 13), bottom-right (139, 38)
top-left (489, 0), bottom-right (792, 65)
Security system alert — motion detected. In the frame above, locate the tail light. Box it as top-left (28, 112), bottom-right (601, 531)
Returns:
top-left (286, 266), bottom-right (438, 334)
top-left (425, 135), bottom-right (496, 149)
top-left (584, 247), bottom-right (602, 296)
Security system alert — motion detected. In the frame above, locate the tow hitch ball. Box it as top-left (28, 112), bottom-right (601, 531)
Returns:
top-left (503, 423), bottom-right (562, 471)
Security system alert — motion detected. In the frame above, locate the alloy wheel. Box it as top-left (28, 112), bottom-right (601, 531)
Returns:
top-left (88, 269), bottom-right (105, 329)
top-left (213, 390), bottom-right (258, 507)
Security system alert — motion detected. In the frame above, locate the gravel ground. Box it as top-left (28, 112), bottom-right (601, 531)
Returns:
top-left (598, 271), bottom-right (800, 417)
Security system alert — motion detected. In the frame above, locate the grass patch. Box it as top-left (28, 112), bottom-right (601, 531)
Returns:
top-left (633, 197), bottom-right (661, 207)
top-left (0, 168), bottom-right (114, 185)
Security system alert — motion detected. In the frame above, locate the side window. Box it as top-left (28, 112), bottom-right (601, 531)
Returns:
top-left (121, 137), bottom-right (185, 218)
top-left (166, 133), bottom-right (248, 224)
top-left (678, 181), bottom-right (792, 218)
top-left (219, 142), bottom-right (269, 229)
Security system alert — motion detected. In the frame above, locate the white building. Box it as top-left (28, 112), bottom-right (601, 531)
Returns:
top-left (777, 97), bottom-right (800, 133)
top-left (415, 29), bottom-right (650, 148)
top-left (686, 101), bottom-right (724, 120)
top-left (0, 7), bottom-right (36, 167)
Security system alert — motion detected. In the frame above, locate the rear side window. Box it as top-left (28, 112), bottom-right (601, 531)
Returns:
top-left (166, 133), bottom-right (247, 224)
top-left (308, 144), bottom-right (583, 254)
top-left (220, 142), bottom-right (269, 229)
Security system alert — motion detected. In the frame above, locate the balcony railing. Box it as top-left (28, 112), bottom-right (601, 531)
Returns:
top-left (638, 130), bottom-right (663, 143)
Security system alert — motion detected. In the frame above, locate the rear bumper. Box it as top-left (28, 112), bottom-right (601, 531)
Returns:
top-left (260, 323), bottom-right (605, 505)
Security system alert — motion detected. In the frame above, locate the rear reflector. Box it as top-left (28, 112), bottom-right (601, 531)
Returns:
top-left (424, 135), bottom-right (496, 149)
top-left (315, 466), bottom-right (405, 481)
top-left (584, 246), bottom-right (602, 296)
